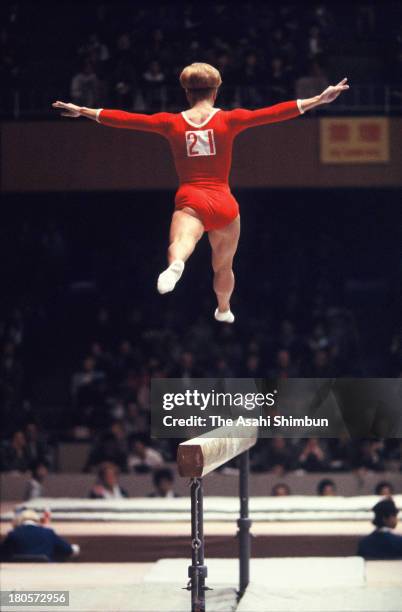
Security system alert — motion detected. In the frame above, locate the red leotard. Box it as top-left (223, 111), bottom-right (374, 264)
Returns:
top-left (97, 101), bottom-right (302, 231)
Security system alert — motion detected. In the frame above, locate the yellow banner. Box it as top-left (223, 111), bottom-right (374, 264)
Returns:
top-left (320, 117), bottom-right (389, 163)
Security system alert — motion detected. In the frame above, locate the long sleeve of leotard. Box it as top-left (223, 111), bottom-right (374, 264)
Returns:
top-left (226, 100), bottom-right (303, 134)
top-left (96, 109), bottom-right (171, 136)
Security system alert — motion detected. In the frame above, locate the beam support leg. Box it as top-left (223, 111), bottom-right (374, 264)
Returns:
top-left (238, 450), bottom-right (251, 597)
top-left (188, 477), bottom-right (207, 612)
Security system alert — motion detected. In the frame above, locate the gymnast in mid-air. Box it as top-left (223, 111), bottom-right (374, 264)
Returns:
top-left (53, 63), bottom-right (348, 323)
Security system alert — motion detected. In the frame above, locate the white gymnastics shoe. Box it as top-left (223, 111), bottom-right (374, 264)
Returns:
top-left (214, 308), bottom-right (235, 324)
top-left (157, 260), bottom-right (185, 294)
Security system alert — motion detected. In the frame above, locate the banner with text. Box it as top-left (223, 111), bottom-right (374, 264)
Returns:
top-left (320, 117), bottom-right (389, 163)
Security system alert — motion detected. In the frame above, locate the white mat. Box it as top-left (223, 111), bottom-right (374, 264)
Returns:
top-left (237, 584), bottom-right (402, 612)
top-left (144, 557), bottom-right (365, 588)
top-left (4, 495), bottom-right (401, 523)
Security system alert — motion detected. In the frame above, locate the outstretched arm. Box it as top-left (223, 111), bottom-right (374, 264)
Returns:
top-left (227, 78), bottom-right (349, 133)
top-left (52, 102), bottom-right (170, 135)
top-left (52, 102), bottom-right (98, 120)
top-left (299, 77), bottom-right (349, 112)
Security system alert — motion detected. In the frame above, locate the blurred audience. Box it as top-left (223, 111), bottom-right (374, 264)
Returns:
top-left (298, 438), bottom-right (328, 472)
top-left (148, 468), bottom-right (179, 498)
top-left (89, 462), bottom-right (129, 499)
top-left (354, 440), bottom-right (385, 472)
top-left (0, 430), bottom-right (30, 472)
top-left (271, 482), bottom-right (291, 497)
top-left (317, 478), bottom-right (337, 496)
top-left (70, 61), bottom-right (100, 107)
top-left (1, 1), bottom-right (400, 117)
top-left (253, 438), bottom-right (295, 474)
top-left (127, 435), bottom-right (163, 473)
top-left (84, 422), bottom-right (128, 473)
top-left (24, 461), bottom-right (49, 500)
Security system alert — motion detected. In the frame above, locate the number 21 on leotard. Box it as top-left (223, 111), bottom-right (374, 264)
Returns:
top-left (185, 129), bottom-right (216, 157)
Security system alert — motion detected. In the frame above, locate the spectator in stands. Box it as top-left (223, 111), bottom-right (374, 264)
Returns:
top-left (211, 356), bottom-right (234, 378)
top-left (0, 341), bottom-right (23, 411)
top-left (358, 499), bottom-right (402, 559)
top-left (245, 353), bottom-right (263, 377)
top-left (296, 59), bottom-right (329, 105)
top-left (307, 25), bottom-right (325, 58)
top-left (142, 60), bottom-right (166, 110)
top-left (0, 430), bottom-right (30, 472)
top-left (374, 481), bottom-right (394, 497)
top-left (327, 437), bottom-right (354, 471)
top-left (298, 438), bottom-right (328, 472)
top-left (268, 57), bottom-right (291, 103)
top-left (306, 349), bottom-right (336, 377)
top-left (353, 440), bottom-right (385, 472)
top-left (77, 33), bottom-right (110, 71)
top-left (112, 32), bottom-right (136, 108)
top-left (271, 482), bottom-right (291, 496)
top-left (71, 355), bottom-right (106, 427)
top-left (307, 321), bottom-right (330, 353)
top-left (24, 461), bottom-right (49, 500)
top-left (70, 60), bottom-right (100, 107)
top-left (317, 478), bottom-right (337, 496)
top-left (127, 435), bottom-right (163, 473)
top-left (88, 342), bottom-right (113, 377)
top-left (239, 51), bottom-right (262, 107)
top-left (253, 437), bottom-right (295, 474)
top-left (171, 351), bottom-right (201, 379)
top-left (269, 349), bottom-right (298, 379)
top-left (24, 422), bottom-right (51, 466)
top-left (92, 307), bottom-right (114, 348)
top-left (84, 422), bottom-right (128, 473)
top-left (113, 339), bottom-right (138, 386)
top-left (148, 468), bottom-right (179, 498)
top-left (1, 509), bottom-right (80, 562)
top-left (122, 402), bottom-right (149, 437)
top-left (277, 319), bottom-right (300, 356)
top-left (89, 462), bottom-right (128, 499)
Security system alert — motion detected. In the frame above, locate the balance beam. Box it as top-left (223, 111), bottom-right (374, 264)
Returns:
top-left (178, 425), bottom-right (257, 610)
top-left (177, 426), bottom-right (258, 478)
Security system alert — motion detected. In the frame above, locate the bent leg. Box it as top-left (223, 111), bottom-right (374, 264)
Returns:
top-left (158, 208), bottom-right (204, 294)
top-left (168, 208), bottom-right (204, 264)
top-left (208, 215), bottom-right (240, 319)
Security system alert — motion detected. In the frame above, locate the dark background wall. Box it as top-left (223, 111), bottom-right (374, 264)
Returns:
top-left (2, 118), bottom-right (402, 192)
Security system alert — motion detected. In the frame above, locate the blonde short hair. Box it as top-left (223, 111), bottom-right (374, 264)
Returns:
top-left (179, 63), bottom-right (222, 90)
top-left (13, 509), bottom-right (41, 526)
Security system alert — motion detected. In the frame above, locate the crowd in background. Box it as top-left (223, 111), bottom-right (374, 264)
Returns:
top-left (1, 414), bottom-right (400, 477)
top-left (0, 188), bottom-right (401, 474)
top-left (1, 1), bottom-right (402, 115)
top-left (1, 298), bottom-right (401, 475)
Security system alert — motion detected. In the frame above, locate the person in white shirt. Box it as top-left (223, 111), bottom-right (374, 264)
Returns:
top-left (24, 461), bottom-right (48, 500)
top-left (89, 462), bottom-right (129, 499)
top-left (127, 435), bottom-right (163, 473)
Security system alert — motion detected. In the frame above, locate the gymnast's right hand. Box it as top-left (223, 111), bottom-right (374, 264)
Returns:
top-left (52, 101), bottom-right (82, 118)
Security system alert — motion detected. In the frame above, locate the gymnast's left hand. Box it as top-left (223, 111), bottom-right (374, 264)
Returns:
top-left (319, 78), bottom-right (349, 104)
top-left (52, 101), bottom-right (82, 117)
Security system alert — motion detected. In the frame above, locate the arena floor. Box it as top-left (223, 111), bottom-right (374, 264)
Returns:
top-left (1, 559), bottom-right (401, 611)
